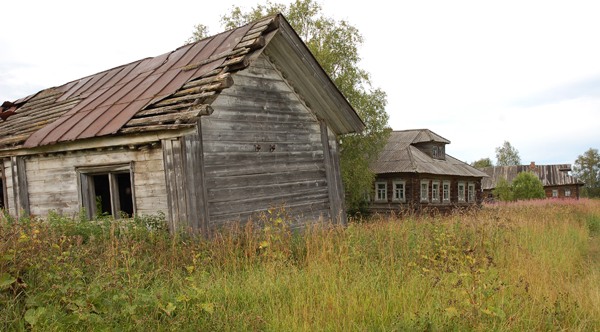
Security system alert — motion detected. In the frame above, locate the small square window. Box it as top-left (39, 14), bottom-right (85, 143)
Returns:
top-left (78, 163), bottom-right (135, 219)
top-left (565, 189), bottom-right (571, 197)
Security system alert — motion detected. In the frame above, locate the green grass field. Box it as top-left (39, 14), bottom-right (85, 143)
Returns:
top-left (2, 200), bottom-right (599, 331)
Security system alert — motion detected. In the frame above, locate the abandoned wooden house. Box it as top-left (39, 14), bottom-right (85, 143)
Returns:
top-left (369, 129), bottom-right (488, 214)
top-left (481, 162), bottom-right (584, 200)
top-left (0, 14), bottom-right (364, 233)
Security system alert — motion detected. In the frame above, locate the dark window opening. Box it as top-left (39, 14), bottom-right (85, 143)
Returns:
top-left (80, 165), bottom-right (135, 219)
top-left (116, 173), bottom-right (133, 217)
top-left (93, 174), bottom-right (112, 216)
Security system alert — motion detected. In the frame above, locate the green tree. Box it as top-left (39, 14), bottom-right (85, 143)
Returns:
top-left (471, 158), bottom-right (493, 169)
top-left (573, 148), bottom-right (600, 198)
top-left (495, 141), bottom-right (521, 166)
top-left (186, 24), bottom-right (209, 44)
top-left (493, 177), bottom-right (513, 202)
top-left (195, 0), bottom-right (390, 214)
top-left (512, 171), bottom-right (545, 200)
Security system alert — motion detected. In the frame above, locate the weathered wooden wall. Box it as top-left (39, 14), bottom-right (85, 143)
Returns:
top-left (162, 129), bottom-right (209, 234)
top-left (3, 146), bottom-right (167, 218)
top-left (202, 54), bottom-right (332, 229)
top-left (370, 173), bottom-right (483, 215)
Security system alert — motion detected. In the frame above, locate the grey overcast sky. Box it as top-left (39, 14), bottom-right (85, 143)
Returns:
top-left (1, 0), bottom-right (599, 166)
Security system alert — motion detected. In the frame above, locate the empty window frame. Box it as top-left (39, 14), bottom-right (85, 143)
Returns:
top-left (467, 182), bottom-right (475, 202)
top-left (78, 163), bottom-right (135, 219)
top-left (420, 180), bottom-right (429, 202)
top-left (443, 181), bottom-right (450, 203)
top-left (432, 181), bottom-right (440, 202)
top-left (375, 182), bottom-right (387, 202)
top-left (393, 180), bottom-right (406, 202)
top-left (458, 182), bottom-right (466, 202)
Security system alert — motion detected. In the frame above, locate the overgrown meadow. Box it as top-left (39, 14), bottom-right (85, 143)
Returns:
top-left (1, 200), bottom-right (599, 331)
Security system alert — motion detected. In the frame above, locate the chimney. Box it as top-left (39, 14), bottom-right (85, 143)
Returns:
top-left (530, 161), bottom-right (536, 171)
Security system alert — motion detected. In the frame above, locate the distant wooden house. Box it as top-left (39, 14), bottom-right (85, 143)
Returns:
top-left (369, 129), bottom-right (488, 214)
top-left (481, 162), bottom-right (584, 200)
top-left (0, 14), bottom-right (364, 233)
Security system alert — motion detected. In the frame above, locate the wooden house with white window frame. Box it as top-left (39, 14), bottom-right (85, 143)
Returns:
top-left (369, 129), bottom-right (487, 214)
top-left (0, 14), bottom-right (364, 234)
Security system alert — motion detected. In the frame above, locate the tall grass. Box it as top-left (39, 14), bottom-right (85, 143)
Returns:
top-left (1, 200), bottom-right (599, 331)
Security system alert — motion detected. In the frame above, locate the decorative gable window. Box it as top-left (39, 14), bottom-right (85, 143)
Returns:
top-left (420, 180), bottom-right (429, 202)
top-left (432, 181), bottom-right (440, 202)
top-left (432, 146), bottom-right (439, 158)
top-left (458, 182), bottom-right (466, 202)
top-left (393, 180), bottom-right (406, 202)
top-left (375, 182), bottom-right (387, 202)
top-left (443, 181), bottom-right (450, 203)
top-left (467, 182), bottom-right (475, 202)
top-left (77, 163), bottom-right (135, 219)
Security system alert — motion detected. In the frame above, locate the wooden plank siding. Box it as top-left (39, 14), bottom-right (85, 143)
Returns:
top-left (202, 54), bottom-right (332, 229)
top-left (12, 147), bottom-right (167, 218)
top-left (161, 128), bottom-right (210, 235)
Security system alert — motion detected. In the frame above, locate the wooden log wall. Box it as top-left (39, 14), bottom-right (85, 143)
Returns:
top-left (202, 54), bottom-right (332, 229)
top-left (369, 173), bottom-right (484, 215)
top-left (162, 129), bottom-right (209, 235)
top-left (3, 146), bottom-right (167, 218)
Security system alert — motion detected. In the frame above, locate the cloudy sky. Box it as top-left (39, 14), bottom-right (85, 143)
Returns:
top-left (1, 0), bottom-right (599, 165)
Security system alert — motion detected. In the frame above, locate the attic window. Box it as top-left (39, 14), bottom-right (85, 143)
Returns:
top-left (77, 163), bottom-right (135, 219)
top-left (432, 145), bottom-right (445, 159)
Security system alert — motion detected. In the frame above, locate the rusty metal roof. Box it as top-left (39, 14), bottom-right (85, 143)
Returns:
top-left (4, 14), bottom-right (349, 151)
top-left (372, 130), bottom-right (487, 177)
top-left (21, 20), bottom-right (258, 148)
top-left (481, 164), bottom-right (584, 190)
top-left (1, 14), bottom-right (364, 152)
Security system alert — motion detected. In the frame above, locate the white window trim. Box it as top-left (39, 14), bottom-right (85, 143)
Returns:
top-left (565, 189), bottom-right (571, 197)
top-left (420, 180), bottom-right (429, 202)
top-left (552, 189), bottom-right (558, 198)
top-left (432, 181), bottom-right (440, 202)
top-left (458, 181), bottom-right (466, 202)
top-left (443, 181), bottom-right (451, 203)
top-left (392, 180), bottom-right (406, 202)
top-left (467, 182), bottom-right (475, 202)
top-left (375, 181), bottom-right (387, 202)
